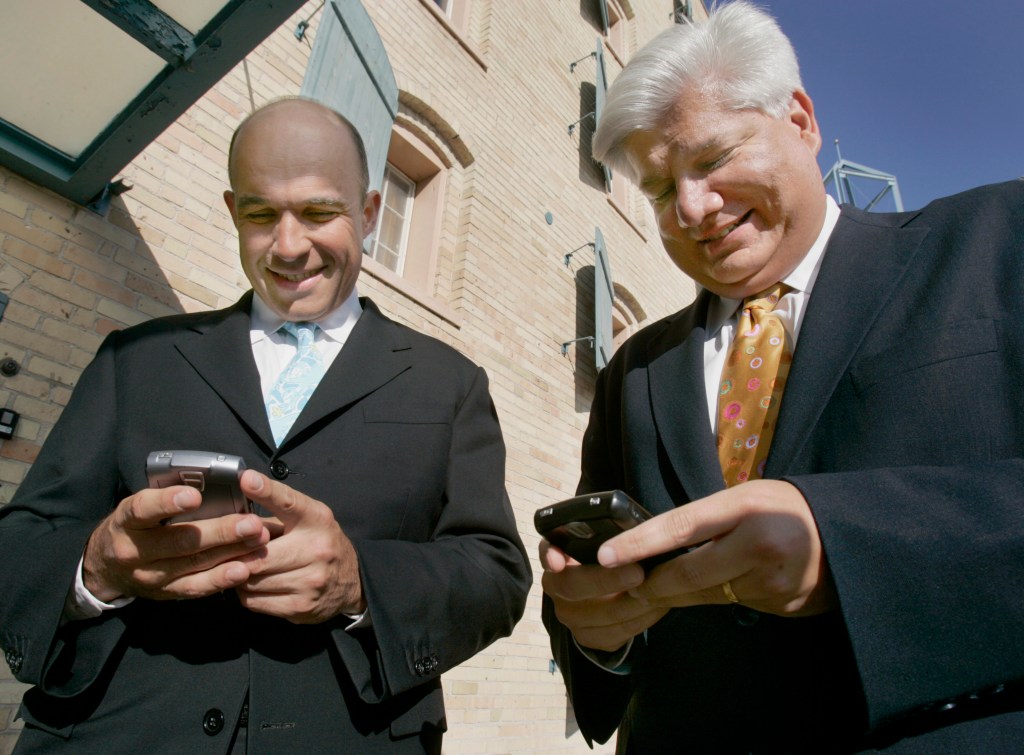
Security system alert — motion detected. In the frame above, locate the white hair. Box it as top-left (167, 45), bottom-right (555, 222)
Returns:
top-left (593, 1), bottom-right (804, 175)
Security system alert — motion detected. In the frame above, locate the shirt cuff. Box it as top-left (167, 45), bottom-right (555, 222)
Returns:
top-left (343, 609), bottom-right (372, 631)
top-left (62, 556), bottom-right (134, 624)
top-left (574, 635), bottom-right (633, 675)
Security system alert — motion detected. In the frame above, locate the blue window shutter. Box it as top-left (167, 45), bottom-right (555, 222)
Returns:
top-left (594, 227), bottom-right (614, 370)
top-left (596, 0), bottom-right (609, 34)
top-left (594, 39), bottom-right (612, 191)
top-left (301, 0), bottom-right (398, 193)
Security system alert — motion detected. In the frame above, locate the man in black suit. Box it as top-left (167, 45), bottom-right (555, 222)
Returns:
top-left (0, 98), bottom-right (530, 753)
top-left (541, 2), bottom-right (1024, 751)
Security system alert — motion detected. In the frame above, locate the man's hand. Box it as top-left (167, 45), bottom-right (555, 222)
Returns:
top-left (598, 480), bottom-right (837, 617)
top-left (83, 486), bottom-right (272, 602)
top-left (540, 540), bottom-right (667, 653)
top-left (234, 470), bottom-right (365, 625)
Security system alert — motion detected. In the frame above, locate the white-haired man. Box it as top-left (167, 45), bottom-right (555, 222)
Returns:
top-left (541, 2), bottom-right (1024, 751)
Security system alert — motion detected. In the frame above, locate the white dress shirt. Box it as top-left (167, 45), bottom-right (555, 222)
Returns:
top-left (249, 288), bottom-right (362, 401)
top-left (65, 289), bottom-right (364, 621)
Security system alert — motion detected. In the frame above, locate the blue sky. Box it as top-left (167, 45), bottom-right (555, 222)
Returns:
top-left (757, 1), bottom-right (1023, 211)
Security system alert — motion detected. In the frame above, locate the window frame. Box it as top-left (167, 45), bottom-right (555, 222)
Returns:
top-left (368, 164), bottom-right (416, 276)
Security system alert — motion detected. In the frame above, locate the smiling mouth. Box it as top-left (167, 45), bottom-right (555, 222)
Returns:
top-left (273, 269), bottom-right (320, 283)
top-left (701, 211), bottom-right (753, 243)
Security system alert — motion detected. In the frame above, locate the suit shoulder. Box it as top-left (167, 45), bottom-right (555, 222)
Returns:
top-left (915, 179), bottom-right (1024, 218)
top-left (102, 304), bottom-right (239, 347)
top-left (364, 299), bottom-right (481, 374)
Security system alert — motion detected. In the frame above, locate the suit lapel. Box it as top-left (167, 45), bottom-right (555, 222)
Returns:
top-left (283, 299), bottom-right (412, 445)
top-left (170, 293), bottom-right (271, 442)
top-left (647, 290), bottom-right (726, 502)
top-left (765, 208), bottom-right (929, 476)
top-left (171, 295), bottom-right (410, 451)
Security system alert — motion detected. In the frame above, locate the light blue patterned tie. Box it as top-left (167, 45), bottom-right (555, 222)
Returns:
top-left (265, 322), bottom-right (325, 445)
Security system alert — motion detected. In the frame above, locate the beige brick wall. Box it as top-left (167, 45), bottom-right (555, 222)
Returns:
top-left (0, 1), bottom-right (705, 751)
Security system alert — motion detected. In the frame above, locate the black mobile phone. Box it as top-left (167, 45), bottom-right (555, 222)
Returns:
top-left (147, 450), bottom-right (251, 524)
top-left (534, 490), bottom-right (653, 565)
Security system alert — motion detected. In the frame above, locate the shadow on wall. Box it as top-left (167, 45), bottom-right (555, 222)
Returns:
top-left (572, 264), bottom-right (599, 414)
top-left (0, 173), bottom-right (196, 475)
top-left (576, 81), bottom-right (606, 193)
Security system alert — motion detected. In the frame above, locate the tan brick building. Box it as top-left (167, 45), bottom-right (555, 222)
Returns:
top-left (0, 1), bottom-right (704, 751)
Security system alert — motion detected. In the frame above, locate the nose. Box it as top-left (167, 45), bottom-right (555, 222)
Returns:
top-left (674, 176), bottom-right (723, 230)
top-left (272, 212), bottom-right (310, 259)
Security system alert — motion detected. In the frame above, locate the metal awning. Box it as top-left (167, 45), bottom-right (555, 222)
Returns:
top-left (0, 0), bottom-right (306, 208)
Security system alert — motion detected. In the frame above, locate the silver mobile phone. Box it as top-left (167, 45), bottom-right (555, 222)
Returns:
top-left (147, 450), bottom-right (250, 524)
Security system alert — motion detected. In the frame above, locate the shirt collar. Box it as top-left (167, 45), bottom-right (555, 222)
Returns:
top-left (250, 287), bottom-right (363, 345)
top-left (705, 195), bottom-right (841, 333)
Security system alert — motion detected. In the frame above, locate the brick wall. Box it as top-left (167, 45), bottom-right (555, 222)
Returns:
top-left (0, 1), bottom-right (703, 751)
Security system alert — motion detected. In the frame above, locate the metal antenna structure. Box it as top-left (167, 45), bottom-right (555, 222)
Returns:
top-left (823, 139), bottom-right (904, 211)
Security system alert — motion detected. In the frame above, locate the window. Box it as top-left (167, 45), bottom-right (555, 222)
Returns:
top-left (420, 0), bottom-right (470, 36)
top-left (604, 0), bottom-right (628, 64)
top-left (360, 120), bottom-right (448, 299)
top-left (368, 166), bottom-right (415, 274)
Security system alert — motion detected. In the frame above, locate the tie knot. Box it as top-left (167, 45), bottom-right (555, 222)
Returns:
top-left (281, 321), bottom-right (318, 349)
top-left (744, 284), bottom-right (790, 314)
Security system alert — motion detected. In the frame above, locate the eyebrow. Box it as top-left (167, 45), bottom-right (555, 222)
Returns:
top-left (636, 134), bottom-right (737, 192)
top-left (234, 195), bottom-right (348, 210)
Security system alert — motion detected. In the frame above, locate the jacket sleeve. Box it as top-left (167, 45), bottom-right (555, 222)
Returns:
top-left (790, 461), bottom-right (1024, 734)
top-left (540, 364), bottom-right (636, 746)
top-left (0, 333), bottom-right (128, 696)
top-left (331, 366), bottom-right (531, 702)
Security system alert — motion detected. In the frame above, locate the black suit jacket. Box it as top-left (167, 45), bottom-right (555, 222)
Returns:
top-left (545, 181), bottom-right (1024, 752)
top-left (0, 296), bottom-right (530, 753)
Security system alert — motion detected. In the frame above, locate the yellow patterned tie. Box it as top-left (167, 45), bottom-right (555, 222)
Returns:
top-left (717, 285), bottom-right (792, 486)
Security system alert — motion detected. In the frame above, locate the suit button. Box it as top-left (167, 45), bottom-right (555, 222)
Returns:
top-left (203, 708), bottom-right (225, 736)
top-left (270, 460), bottom-right (289, 479)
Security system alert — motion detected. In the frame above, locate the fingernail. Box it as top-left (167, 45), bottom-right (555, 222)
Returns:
top-left (172, 491), bottom-right (193, 510)
top-left (597, 544), bottom-right (618, 567)
top-left (225, 564), bottom-right (248, 582)
top-left (620, 566), bottom-right (644, 589)
top-left (246, 470), bottom-right (263, 492)
top-left (236, 518), bottom-right (261, 538)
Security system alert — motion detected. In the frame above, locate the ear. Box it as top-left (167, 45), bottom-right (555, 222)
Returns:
top-left (361, 189), bottom-right (382, 240)
top-left (789, 91), bottom-right (822, 157)
top-left (223, 190), bottom-right (239, 225)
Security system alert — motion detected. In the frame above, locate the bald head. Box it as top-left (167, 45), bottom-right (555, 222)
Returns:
top-left (227, 98), bottom-right (370, 200)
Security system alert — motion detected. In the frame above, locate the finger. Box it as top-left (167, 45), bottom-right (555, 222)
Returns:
top-left (158, 560), bottom-right (254, 600)
top-left (572, 606), bottom-right (669, 653)
top-left (159, 532), bottom-right (270, 579)
top-left (235, 591), bottom-right (309, 622)
top-left (240, 470), bottom-right (318, 524)
top-left (539, 539), bottom-right (575, 572)
top-left (632, 539), bottom-right (750, 605)
top-left (136, 512), bottom-right (270, 561)
top-left (597, 491), bottom-right (740, 568)
top-left (119, 486), bottom-right (203, 531)
top-left (541, 560), bottom-right (644, 602)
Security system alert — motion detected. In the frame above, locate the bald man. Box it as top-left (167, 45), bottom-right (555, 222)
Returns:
top-left (0, 98), bottom-right (530, 754)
